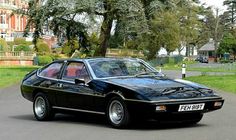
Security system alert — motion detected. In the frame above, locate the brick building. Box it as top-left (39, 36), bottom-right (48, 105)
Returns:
top-left (0, 0), bottom-right (28, 39)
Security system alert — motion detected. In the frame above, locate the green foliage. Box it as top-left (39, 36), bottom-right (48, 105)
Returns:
top-left (176, 0), bottom-right (201, 56)
top-left (0, 38), bottom-right (8, 51)
top-left (88, 33), bottom-right (100, 56)
top-left (223, 0), bottom-right (236, 29)
top-left (14, 38), bottom-right (27, 45)
top-left (7, 42), bottom-right (15, 50)
top-left (62, 39), bottom-right (79, 56)
top-left (49, 53), bottom-right (61, 60)
top-left (219, 33), bottom-right (236, 55)
top-left (220, 59), bottom-right (230, 63)
top-left (151, 11), bottom-right (180, 53)
top-left (195, 7), bottom-right (224, 48)
top-left (139, 32), bottom-right (160, 60)
top-left (36, 40), bottom-right (50, 54)
top-left (38, 55), bottom-right (53, 66)
top-left (14, 45), bottom-right (32, 51)
top-left (52, 47), bottom-right (62, 54)
top-left (14, 0), bottom-right (219, 58)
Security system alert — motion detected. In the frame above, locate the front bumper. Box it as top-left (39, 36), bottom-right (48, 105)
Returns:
top-left (125, 97), bottom-right (224, 120)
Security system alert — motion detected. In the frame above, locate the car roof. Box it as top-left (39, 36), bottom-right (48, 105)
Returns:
top-left (53, 57), bottom-right (141, 63)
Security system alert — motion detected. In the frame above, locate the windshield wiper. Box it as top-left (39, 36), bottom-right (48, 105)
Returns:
top-left (135, 71), bottom-right (162, 77)
top-left (162, 87), bottom-right (198, 95)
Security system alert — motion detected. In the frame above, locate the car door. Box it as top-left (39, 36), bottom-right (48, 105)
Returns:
top-left (58, 61), bottom-right (94, 110)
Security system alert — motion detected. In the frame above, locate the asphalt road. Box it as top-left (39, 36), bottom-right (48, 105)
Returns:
top-left (0, 84), bottom-right (235, 140)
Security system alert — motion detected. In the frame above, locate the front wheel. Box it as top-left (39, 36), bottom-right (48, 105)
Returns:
top-left (33, 93), bottom-right (55, 121)
top-left (106, 97), bottom-right (130, 128)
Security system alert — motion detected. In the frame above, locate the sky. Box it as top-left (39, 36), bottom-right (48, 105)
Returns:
top-left (199, 0), bottom-right (226, 13)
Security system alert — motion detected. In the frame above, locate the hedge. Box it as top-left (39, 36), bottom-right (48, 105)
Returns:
top-left (37, 55), bottom-right (53, 66)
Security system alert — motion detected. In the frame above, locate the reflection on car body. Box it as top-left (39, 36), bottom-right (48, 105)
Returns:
top-left (21, 58), bottom-right (224, 128)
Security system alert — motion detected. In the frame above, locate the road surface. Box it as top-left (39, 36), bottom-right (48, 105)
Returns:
top-left (0, 84), bottom-right (235, 140)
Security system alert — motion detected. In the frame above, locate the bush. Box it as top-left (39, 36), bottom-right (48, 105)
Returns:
top-left (220, 59), bottom-right (230, 63)
top-left (0, 38), bottom-right (8, 51)
top-left (50, 53), bottom-right (61, 60)
top-left (37, 41), bottom-right (50, 54)
top-left (14, 38), bottom-right (27, 45)
top-left (38, 55), bottom-right (53, 66)
top-left (15, 45), bottom-right (31, 51)
top-left (62, 39), bottom-right (79, 56)
top-left (7, 41), bottom-right (14, 49)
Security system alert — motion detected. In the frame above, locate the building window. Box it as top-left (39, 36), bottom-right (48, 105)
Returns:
top-left (0, 15), bottom-right (6, 24)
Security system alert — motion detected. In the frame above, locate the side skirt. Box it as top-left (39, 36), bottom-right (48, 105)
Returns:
top-left (52, 106), bottom-right (105, 115)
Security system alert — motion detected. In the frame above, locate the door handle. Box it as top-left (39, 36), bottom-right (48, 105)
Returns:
top-left (57, 83), bottom-right (63, 88)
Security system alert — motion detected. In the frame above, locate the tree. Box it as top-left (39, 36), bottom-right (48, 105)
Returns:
top-left (17, 0), bottom-right (210, 59)
top-left (176, 0), bottom-right (201, 56)
top-left (223, 0), bottom-right (236, 29)
top-left (15, 0), bottom-right (149, 57)
top-left (0, 38), bottom-right (8, 51)
top-left (95, 0), bottom-right (148, 56)
top-left (219, 32), bottom-right (236, 60)
top-left (194, 6), bottom-right (225, 62)
top-left (150, 11), bottom-right (180, 55)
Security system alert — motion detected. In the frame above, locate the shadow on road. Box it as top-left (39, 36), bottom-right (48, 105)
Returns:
top-left (9, 114), bottom-right (35, 121)
top-left (9, 112), bottom-right (208, 130)
top-left (128, 121), bottom-right (207, 130)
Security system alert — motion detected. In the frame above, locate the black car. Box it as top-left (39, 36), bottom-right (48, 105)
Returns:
top-left (21, 58), bottom-right (224, 128)
top-left (195, 56), bottom-right (208, 63)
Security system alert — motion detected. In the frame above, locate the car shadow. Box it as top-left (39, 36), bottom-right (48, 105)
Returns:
top-left (9, 113), bottom-right (208, 130)
top-left (9, 114), bottom-right (35, 121)
top-left (53, 113), bottom-right (108, 127)
top-left (128, 120), bottom-right (207, 130)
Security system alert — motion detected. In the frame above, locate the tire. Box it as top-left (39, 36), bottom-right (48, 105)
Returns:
top-left (106, 96), bottom-right (130, 128)
top-left (33, 93), bottom-right (55, 121)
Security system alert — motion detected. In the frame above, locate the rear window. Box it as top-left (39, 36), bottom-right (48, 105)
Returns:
top-left (39, 62), bottom-right (63, 79)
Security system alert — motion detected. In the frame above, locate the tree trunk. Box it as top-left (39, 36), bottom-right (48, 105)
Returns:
top-left (98, 16), bottom-right (113, 57)
top-left (96, 1), bottom-right (113, 57)
top-left (185, 46), bottom-right (189, 57)
top-left (142, 0), bottom-right (151, 20)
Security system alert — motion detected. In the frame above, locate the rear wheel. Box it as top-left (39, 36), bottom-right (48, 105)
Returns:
top-left (106, 97), bottom-right (130, 128)
top-left (33, 93), bottom-right (55, 121)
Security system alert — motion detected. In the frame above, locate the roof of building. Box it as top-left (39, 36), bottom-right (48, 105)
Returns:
top-left (199, 39), bottom-right (215, 51)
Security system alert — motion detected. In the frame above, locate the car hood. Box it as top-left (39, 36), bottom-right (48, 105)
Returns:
top-left (102, 77), bottom-right (214, 100)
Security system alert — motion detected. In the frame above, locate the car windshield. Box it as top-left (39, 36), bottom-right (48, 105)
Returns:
top-left (88, 59), bottom-right (158, 78)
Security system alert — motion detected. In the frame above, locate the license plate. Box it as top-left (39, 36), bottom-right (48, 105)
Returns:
top-left (178, 103), bottom-right (205, 112)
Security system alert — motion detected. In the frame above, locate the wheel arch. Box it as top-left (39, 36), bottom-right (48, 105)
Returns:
top-left (32, 89), bottom-right (44, 100)
top-left (105, 90), bottom-right (125, 106)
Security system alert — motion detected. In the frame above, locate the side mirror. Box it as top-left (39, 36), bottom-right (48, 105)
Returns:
top-left (75, 78), bottom-right (85, 85)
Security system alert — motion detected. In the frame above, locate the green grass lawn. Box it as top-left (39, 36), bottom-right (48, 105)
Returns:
top-left (186, 75), bottom-right (236, 94)
top-left (162, 65), bottom-right (236, 72)
top-left (152, 59), bottom-right (236, 73)
top-left (0, 66), bottom-right (38, 88)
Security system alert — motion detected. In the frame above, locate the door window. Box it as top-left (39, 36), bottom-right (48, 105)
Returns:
top-left (62, 62), bottom-right (90, 82)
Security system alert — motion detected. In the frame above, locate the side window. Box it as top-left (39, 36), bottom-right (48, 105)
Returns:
top-left (39, 62), bottom-right (63, 79)
top-left (62, 62), bottom-right (90, 82)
